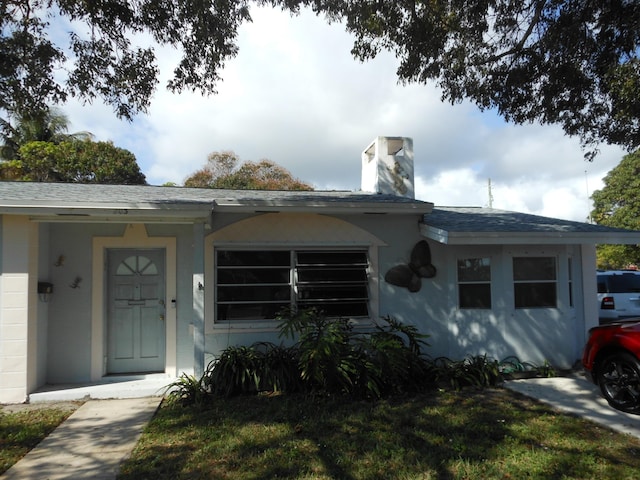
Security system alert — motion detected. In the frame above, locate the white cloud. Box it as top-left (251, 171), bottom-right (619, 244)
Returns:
top-left (61, 5), bottom-right (627, 221)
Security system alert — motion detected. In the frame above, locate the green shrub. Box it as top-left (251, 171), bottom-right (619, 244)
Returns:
top-left (278, 308), bottom-right (359, 394)
top-left (208, 345), bottom-right (264, 396)
top-left (254, 342), bottom-right (301, 393)
top-left (277, 308), bottom-right (433, 398)
top-left (165, 372), bottom-right (211, 407)
top-left (432, 355), bottom-right (502, 390)
top-left (169, 308), bottom-right (558, 407)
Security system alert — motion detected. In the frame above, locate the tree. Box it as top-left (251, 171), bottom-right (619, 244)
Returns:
top-left (184, 151), bottom-right (313, 190)
top-left (4, 139), bottom-right (146, 184)
top-left (3, 2), bottom-right (639, 155)
top-left (332, 0), bottom-right (640, 157)
top-left (1, 0), bottom-right (250, 121)
top-left (591, 150), bottom-right (640, 269)
top-left (0, 107), bottom-right (92, 160)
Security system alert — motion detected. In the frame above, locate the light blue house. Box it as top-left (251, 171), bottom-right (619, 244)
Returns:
top-left (1, 136), bottom-right (638, 403)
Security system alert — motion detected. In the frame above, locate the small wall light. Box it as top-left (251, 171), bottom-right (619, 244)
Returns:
top-left (38, 282), bottom-right (54, 302)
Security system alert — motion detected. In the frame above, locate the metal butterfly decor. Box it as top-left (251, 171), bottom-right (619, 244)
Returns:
top-left (384, 240), bottom-right (437, 292)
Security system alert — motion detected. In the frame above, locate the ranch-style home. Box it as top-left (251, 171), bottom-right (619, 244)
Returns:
top-left (1, 136), bottom-right (639, 403)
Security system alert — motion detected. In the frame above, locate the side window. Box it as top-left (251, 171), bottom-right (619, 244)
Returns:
top-left (513, 257), bottom-right (557, 308)
top-left (457, 257), bottom-right (491, 309)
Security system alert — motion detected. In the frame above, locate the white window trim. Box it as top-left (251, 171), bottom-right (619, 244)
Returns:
top-left (206, 243), bottom-right (379, 333)
top-left (512, 255), bottom-right (559, 309)
top-left (456, 256), bottom-right (493, 310)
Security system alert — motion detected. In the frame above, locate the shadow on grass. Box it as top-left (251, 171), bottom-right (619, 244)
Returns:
top-left (117, 389), bottom-right (640, 479)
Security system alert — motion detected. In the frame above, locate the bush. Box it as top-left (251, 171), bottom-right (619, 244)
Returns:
top-left (277, 309), bottom-right (433, 398)
top-left (168, 309), bottom-right (557, 406)
top-left (433, 355), bottom-right (502, 390)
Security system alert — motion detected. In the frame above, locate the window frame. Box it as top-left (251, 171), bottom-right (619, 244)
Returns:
top-left (456, 257), bottom-right (492, 309)
top-left (512, 256), bottom-right (558, 309)
top-left (214, 247), bottom-right (371, 323)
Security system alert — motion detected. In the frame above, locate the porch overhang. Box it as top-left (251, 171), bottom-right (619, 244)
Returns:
top-left (0, 202), bottom-right (214, 224)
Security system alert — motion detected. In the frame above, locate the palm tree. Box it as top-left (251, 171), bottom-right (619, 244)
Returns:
top-left (0, 107), bottom-right (92, 160)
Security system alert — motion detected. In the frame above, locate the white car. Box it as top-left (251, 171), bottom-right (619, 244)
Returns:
top-left (598, 270), bottom-right (640, 323)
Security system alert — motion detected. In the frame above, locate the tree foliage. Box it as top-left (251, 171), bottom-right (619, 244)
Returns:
top-left (1, 139), bottom-right (146, 184)
top-left (184, 150), bottom-right (313, 190)
top-left (1, 0), bottom-right (250, 121)
top-left (591, 150), bottom-right (640, 269)
top-left (333, 0), bottom-right (640, 156)
top-left (2, 1), bottom-right (639, 154)
top-left (0, 107), bottom-right (91, 160)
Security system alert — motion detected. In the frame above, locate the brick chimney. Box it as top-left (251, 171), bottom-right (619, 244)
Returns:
top-left (361, 136), bottom-right (414, 199)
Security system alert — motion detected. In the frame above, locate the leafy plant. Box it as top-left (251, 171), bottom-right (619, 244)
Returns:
top-left (433, 355), bottom-right (502, 390)
top-left (253, 342), bottom-right (301, 393)
top-left (164, 372), bottom-right (211, 407)
top-left (277, 308), bottom-right (434, 398)
top-left (279, 308), bottom-right (358, 394)
top-left (355, 316), bottom-right (434, 396)
top-left (208, 345), bottom-right (264, 397)
top-left (536, 360), bottom-right (557, 378)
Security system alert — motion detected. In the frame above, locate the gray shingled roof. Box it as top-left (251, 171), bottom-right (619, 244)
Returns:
top-left (0, 181), bottom-right (433, 218)
top-left (2, 183), bottom-right (638, 245)
top-left (422, 206), bottom-right (640, 245)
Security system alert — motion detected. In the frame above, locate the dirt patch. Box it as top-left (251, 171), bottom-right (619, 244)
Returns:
top-left (0, 401), bottom-right (84, 415)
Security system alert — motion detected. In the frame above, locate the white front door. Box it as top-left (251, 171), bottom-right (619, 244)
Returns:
top-left (107, 249), bottom-right (166, 374)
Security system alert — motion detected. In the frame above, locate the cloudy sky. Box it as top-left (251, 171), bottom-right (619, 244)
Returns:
top-left (62, 6), bottom-right (627, 223)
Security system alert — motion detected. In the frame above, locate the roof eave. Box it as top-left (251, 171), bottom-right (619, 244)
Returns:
top-left (212, 199), bottom-right (434, 215)
top-left (0, 203), bottom-right (214, 223)
top-left (420, 224), bottom-right (640, 245)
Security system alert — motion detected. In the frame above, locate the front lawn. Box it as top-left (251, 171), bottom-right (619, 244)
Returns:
top-left (0, 404), bottom-right (78, 474)
top-left (118, 388), bottom-right (640, 479)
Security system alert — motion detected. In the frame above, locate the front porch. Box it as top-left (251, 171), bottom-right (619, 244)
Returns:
top-left (27, 373), bottom-right (173, 403)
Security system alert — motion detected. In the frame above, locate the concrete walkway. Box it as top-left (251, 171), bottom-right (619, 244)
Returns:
top-left (1, 397), bottom-right (162, 480)
top-left (504, 373), bottom-right (640, 439)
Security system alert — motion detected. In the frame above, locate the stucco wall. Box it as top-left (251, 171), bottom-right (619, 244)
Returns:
top-left (201, 212), bottom-right (588, 370)
top-left (44, 222), bottom-right (197, 383)
top-left (47, 224), bottom-right (125, 383)
top-left (36, 223), bottom-right (50, 387)
top-left (17, 212), bottom-right (592, 390)
top-left (145, 224), bottom-right (195, 375)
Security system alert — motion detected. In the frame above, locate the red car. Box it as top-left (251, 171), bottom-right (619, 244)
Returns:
top-left (582, 320), bottom-right (640, 413)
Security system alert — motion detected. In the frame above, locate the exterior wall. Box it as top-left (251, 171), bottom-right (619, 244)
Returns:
top-left (202, 212), bottom-right (391, 362)
top-left (386, 241), bottom-right (587, 369)
top-left (146, 224), bottom-right (196, 377)
top-left (580, 244), bottom-right (598, 332)
top-left (46, 223), bottom-right (187, 384)
top-left (202, 211), bottom-right (591, 370)
top-left (0, 216), bottom-right (38, 403)
top-left (47, 223), bottom-right (126, 383)
top-left (0, 209), bottom-right (598, 401)
top-left (36, 223), bottom-right (51, 387)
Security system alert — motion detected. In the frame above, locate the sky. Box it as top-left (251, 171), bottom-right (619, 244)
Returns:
top-left (61, 5), bottom-right (627, 223)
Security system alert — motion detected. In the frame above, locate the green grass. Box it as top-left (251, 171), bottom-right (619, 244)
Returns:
top-left (0, 405), bottom-right (77, 474)
top-left (118, 388), bottom-right (640, 480)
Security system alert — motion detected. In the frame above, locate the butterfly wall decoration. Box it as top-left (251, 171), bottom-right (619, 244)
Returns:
top-left (384, 240), bottom-right (436, 292)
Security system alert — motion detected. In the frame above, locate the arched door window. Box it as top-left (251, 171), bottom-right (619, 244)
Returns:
top-left (116, 255), bottom-right (158, 276)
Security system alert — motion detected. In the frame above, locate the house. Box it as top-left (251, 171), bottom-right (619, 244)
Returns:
top-left (1, 136), bottom-right (639, 403)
